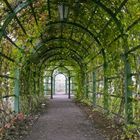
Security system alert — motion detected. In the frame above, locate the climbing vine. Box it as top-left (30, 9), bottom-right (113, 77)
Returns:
top-left (0, 0), bottom-right (140, 139)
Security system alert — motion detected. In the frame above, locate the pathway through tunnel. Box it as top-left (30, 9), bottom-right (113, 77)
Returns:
top-left (24, 95), bottom-right (105, 140)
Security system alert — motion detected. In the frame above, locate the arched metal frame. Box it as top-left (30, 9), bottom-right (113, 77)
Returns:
top-left (0, 0), bottom-right (138, 66)
top-left (48, 66), bottom-right (71, 99)
top-left (0, 0), bottom-right (139, 125)
top-left (35, 37), bottom-right (90, 55)
top-left (0, 0), bottom-right (124, 38)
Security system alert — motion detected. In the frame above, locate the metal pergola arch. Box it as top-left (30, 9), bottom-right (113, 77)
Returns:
top-left (30, 44), bottom-right (85, 65)
top-left (50, 65), bottom-right (72, 99)
top-left (51, 66), bottom-right (71, 77)
top-left (42, 61), bottom-right (78, 99)
top-left (0, 0), bottom-right (138, 57)
top-left (0, 0), bottom-right (123, 36)
top-left (38, 55), bottom-right (82, 73)
top-left (34, 37), bottom-right (90, 55)
top-left (45, 21), bottom-right (101, 45)
top-left (33, 41), bottom-right (89, 59)
top-left (40, 50), bottom-right (84, 67)
top-left (0, 0), bottom-right (140, 130)
top-left (0, 0), bottom-right (137, 69)
top-left (43, 56), bottom-right (83, 70)
top-left (0, 0), bottom-right (127, 49)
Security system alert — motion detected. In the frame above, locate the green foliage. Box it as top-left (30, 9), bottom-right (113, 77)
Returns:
top-left (75, 92), bottom-right (92, 107)
top-left (121, 124), bottom-right (140, 140)
top-left (80, 98), bottom-right (92, 107)
top-left (0, 1), bottom-right (140, 138)
top-left (20, 94), bottom-right (48, 115)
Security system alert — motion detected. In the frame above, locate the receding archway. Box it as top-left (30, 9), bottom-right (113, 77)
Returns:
top-left (54, 74), bottom-right (66, 95)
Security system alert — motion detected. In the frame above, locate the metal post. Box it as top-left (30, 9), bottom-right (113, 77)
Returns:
top-left (71, 79), bottom-right (73, 95)
top-left (53, 76), bottom-right (55, 95)
top-left (93, 71), bottom-right (96, 107)
top-left (37, 75), bottom-right (40, 95)
top-left (65, 77), bottom-right (67, 94)
top-left (68, 77), bottom-right (71, 99)
top-left (33, 78), bottom-right (36, 94)
top-left (33, 72), bottom-right (36, 95)
top-left (103, 50), bottom-right (109, 111)
top-left (124, 54), bottom-right (133, 123)
top-left (51, 76), bottom-right (53, 99)
top-left (85, 73), bottom-right (88, 98)
top-left (44, 76), bottom-right (47, 95)
top-left (123, 35), bottom-right (133, 123)
top-left (14, 68), bottom-right (20, 113)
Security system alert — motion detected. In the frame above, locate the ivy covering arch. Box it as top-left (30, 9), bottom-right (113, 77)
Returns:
top-left (0, 0), bottom-right (140, 136)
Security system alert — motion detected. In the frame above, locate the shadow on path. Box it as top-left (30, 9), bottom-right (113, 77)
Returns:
top-left (24, 95), bottom-right (105, 140)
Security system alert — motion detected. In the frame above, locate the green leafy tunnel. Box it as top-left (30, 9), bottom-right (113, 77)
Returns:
top-left (0, 0), bottom-right (140, 131)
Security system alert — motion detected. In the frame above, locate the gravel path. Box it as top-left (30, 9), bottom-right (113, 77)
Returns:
top-left (24, 95), bottom-right (105, 140)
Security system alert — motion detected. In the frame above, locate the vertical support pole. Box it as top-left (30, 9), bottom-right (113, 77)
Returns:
top-left (84, 73), bottom-right (88, 98)
top-left (72, 79), bottom-right (75, 95)
top-left (103, 50), bottom-right (109, 111)
top-left (68, 76), bottom-right (71, 99)
top-left (14, 68), bottom-right (20, 113)
top-left (51, 76), bottom-right (53, 99)
top-left (81, 71), bottom-right (85, 99)
top-left (104, 63), bottom-right (109, 111)
top-left (33, 71), bottom-right (36, 95)
top-left (93, 71), bottom-right (96, 107)
top-left (53, 76), bottom-right (55, 95)
top-left (124, 54), bottom-right (133, 123)
top-left (123, 35), bottom-right (133, 123)
top-left (44, 76), bottom-right (47, 96)
top-left (40, 75), bottom-right (43, 95)
top-left (33, 78), bottom-right (36, 94)
top-left (71, 78), bottom-right (73, 95)
top-left (65, 77), bottom-right (67, 94)
top-left (37, 74), bottom-right (40, 95)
